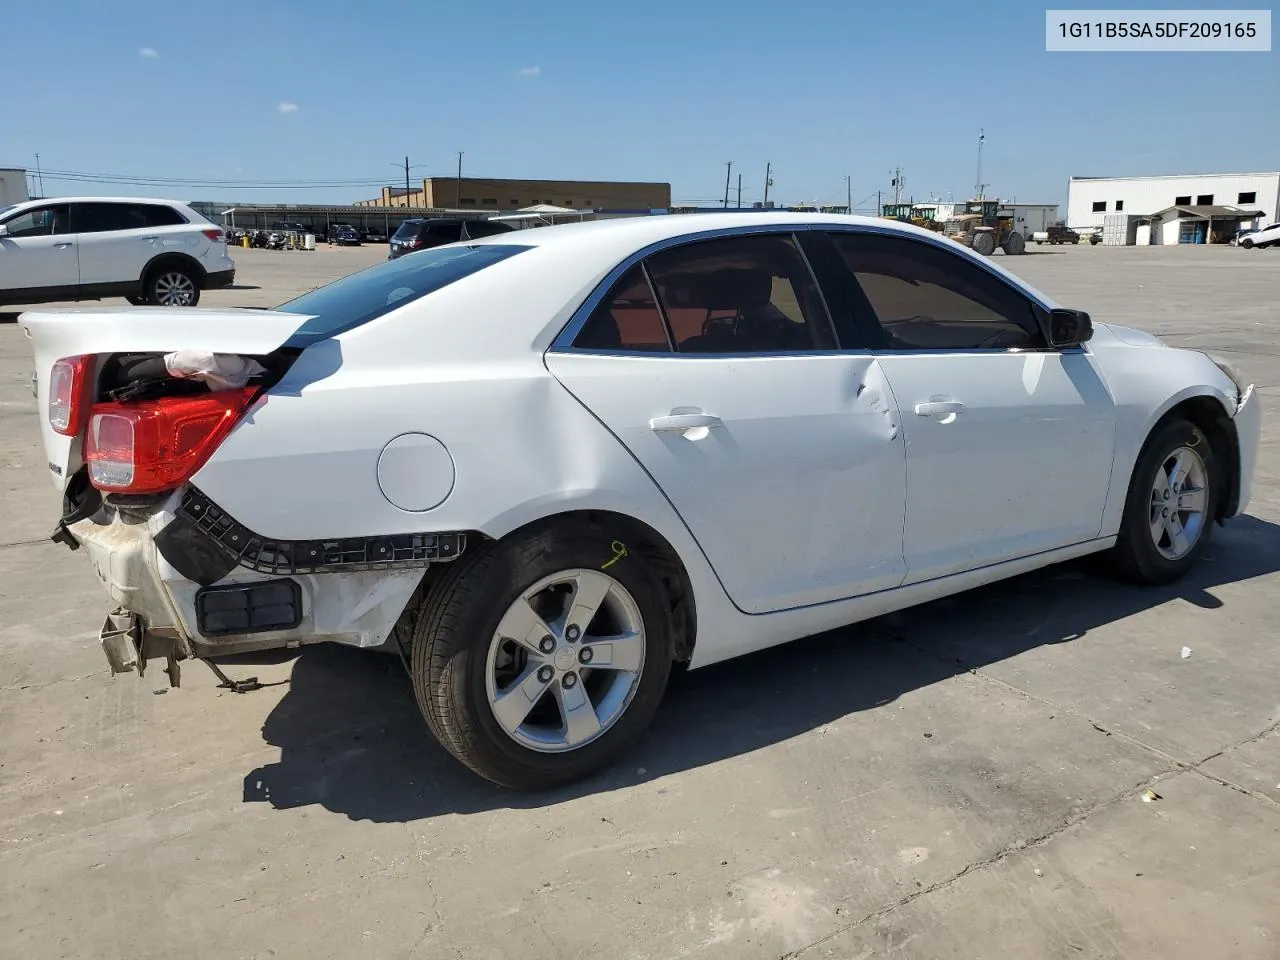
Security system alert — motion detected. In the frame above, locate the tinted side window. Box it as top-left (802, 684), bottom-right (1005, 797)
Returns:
top-left (427, 222), bottom-right (463, 241)
top-left (830, 233), bottom-right (1042, 350)
top-left (645, 234), bottom-right (833, 354)
top-left (2, 204), bottom-right (71, 237)
top-left (140, 204), bottom-right (186, 227)
top-left (573, 265), bottom-right (671, 352)
top-left (464, 220), bottom-right (513, 239)
top-left (78, 202), bottom-right (150, 233)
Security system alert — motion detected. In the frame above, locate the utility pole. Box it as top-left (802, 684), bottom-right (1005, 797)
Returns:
top-left (736, 173), bottom-right (742, 209)
top-left (456, 151), bottom-right (464, 208)
top-left (723, 162), bottom-right (732, 208)
top-left (891, 167), bottom-right (903, 205)
top-left (975, 129), bottom-right (985, 199)
top-left (763, 162), bottom-right (772, 206)
top-left (404, 156), bottom-right (411, 207)
top-left (877, 189), bottom-right (881, 216)
top-left (34, 152), bottom-right (44, 197)
top-left (845, 175), bottom-right (852, 214)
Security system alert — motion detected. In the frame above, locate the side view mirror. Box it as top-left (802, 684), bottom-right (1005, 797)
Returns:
top-left (1048, 308), bottom-right (1092, 347)
top-left (0, 223), bottom-right (9, 237)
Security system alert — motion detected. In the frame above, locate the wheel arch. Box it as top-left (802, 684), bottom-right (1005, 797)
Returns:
top-left (1144, 393), bottom-right (1241, 522)
top-left (480, 508), bottom-right (699, 664)
top-left (140, 251), bottom-right (207, 286)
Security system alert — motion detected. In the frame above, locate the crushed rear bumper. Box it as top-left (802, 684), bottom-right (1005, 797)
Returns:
top-left (65, 487), bottom-right (466, 683)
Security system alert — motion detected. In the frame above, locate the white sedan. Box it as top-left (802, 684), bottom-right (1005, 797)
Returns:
top-left (24, 213), bottom-right (1261, 789)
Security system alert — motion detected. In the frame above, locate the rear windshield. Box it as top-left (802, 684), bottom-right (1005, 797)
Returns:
top-left (276, 243), bottom-right (529, 346)
top-left (392, 221), bottom-right (422, 239)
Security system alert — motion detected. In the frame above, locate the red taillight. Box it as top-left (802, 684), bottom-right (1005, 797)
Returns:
top-left (84, 388), bottom-right (258, 493)
top-left (49, 355), bottom-right (95, 436)
top-left (202, 228), bottom-right (224, 243)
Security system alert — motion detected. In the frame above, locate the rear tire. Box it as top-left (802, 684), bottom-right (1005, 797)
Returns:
top-left (1109, 417), bottom-right (1218, 584)
top-left (410, 521), bottom-right (675, 790)
top-left (1002, 231), bottom-right (1026, 255)
top-left (144, 264), bottom-right (201, 306)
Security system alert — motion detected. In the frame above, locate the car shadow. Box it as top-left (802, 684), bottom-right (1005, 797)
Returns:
top-left (241, 515), bottom-right (1280, 821)
top-left (0, 311), bottom-right (22, 324)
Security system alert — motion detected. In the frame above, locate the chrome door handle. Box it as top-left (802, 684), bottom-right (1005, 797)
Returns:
top-left (141, 236), bottom-right (159, 242)
top-left (54, 241), bottom-right (74, 249)
top-left (914, 400), bottom-right (965, 417)
top-left (649, 413), bottom-right (723, 433)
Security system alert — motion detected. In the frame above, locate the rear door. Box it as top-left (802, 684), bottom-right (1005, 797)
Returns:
top-left (546, 230), bottom-right (908, 614)
top-left (0, 204), bottom-right (77, 293)
top-left (74, 202), bottom-right (202, 288)
top-left (826, 230), bottom-right (1115, 583)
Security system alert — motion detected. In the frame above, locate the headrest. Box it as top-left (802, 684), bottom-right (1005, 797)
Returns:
top-left (658, 268), bottom-right (772, 311)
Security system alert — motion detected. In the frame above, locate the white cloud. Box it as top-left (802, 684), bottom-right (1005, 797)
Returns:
top-left (277, 101), bottom-right (299, 115)
top-left (138, 47), bottom-right (159, 59)
top-left (518, 65), bottom-right (541, 77)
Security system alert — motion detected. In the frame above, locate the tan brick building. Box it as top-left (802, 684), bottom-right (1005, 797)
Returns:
top-left (355, 177), bottom-right (670, 212)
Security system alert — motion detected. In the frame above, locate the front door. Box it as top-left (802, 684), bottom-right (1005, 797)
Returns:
top-left (827, 231), bottom-right (1116, 583)
top-left (547, 232), bottom-right (908, 614)
top-left (0, 204), bottom-right (76, 294)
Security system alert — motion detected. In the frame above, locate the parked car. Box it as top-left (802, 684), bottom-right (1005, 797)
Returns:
top-left (1239, 222), bottom-right (1280, 249)
top-left (0, 196), bottom-right (235, 307)
top-left (273, 221), bottom-right (308, 236)
top-left (365, 228), bottom-right (388, 243)
top-left (388, 217), bottom-right (514, 259)
top-left (328, 223), bottom-right (361, 246)
top-left (23, 213), bottom-right (1260, 789)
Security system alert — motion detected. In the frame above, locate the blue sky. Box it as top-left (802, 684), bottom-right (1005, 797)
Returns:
top-left (6, 0), bottom-right (1276, 209)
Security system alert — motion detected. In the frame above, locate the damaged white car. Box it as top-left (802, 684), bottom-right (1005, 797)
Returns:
top-left (25, 213), bottom-right (1261, 789)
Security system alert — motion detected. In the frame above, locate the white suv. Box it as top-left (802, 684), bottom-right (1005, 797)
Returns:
top-left (0, 196), bottom-right (235, 307)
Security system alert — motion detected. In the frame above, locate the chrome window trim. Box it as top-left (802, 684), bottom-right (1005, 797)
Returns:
top-left (549, 221), bottom-right (1057, 356)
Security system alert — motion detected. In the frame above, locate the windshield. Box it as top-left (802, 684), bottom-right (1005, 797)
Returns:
top-left (0, 203), bottom-right (15, 220)
top-left (276, 243), bottom-right (529, 346)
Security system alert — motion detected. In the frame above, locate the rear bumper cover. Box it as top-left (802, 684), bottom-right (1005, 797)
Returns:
top-left (67, 488), bottom-right (465, 662)
top-left (203, 267), bottom-right (236, 290)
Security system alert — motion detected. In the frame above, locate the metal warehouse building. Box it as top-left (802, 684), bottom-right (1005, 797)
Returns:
top-left (1067, 172), bottom-right (1280, 232)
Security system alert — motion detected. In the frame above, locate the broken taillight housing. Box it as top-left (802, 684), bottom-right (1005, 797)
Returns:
top-left (49, 355), bottom-right (96, 436)
top-left (84, 388), bottom-right (258, 494)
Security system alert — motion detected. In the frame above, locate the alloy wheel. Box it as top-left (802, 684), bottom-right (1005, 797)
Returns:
top-left (484, 568), bottom-right (646, 753)
top-left (1148, 444), bottom-right (1209, 560)
top-left (152, 271), bottom-right (197, 306)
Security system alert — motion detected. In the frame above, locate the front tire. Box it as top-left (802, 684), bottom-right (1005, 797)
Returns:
top-left (972, 232), bottom-right (996, 256)
top-left (410, 522), bottom-right (674, 789)
top-left (1241, 238), bottom-right (1254, 249)
top-left (1109, 417), bottom-right (1217, 584)
top-left (145, 264), bottom-right (201, 306)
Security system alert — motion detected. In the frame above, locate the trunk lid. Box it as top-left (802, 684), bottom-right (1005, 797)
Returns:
top-left (23, 307), bottom-right (313, 492)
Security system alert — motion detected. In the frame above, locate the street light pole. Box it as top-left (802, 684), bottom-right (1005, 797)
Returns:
top-left (457, 151), bottom-right (464, 208)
